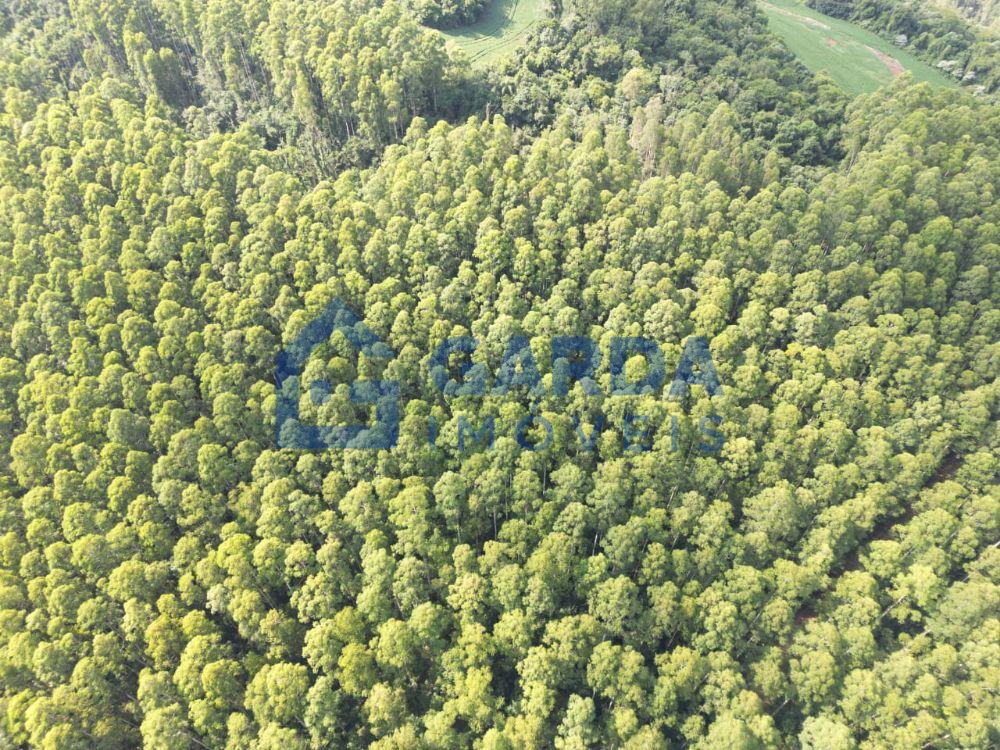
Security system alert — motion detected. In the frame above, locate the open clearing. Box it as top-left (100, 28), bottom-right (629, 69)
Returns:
top-left (436, 0), bottom-right (546, 66)
top-left (759, 0), bottom-right (957, 94)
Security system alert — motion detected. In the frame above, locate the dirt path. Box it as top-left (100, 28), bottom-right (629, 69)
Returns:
top-left (865, 44), bottom-right (905, 76)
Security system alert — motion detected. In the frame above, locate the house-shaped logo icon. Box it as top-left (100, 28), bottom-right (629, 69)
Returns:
top-left (275, 299), bottom-right (399, 449)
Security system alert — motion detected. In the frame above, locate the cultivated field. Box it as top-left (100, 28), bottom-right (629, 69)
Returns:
top-left (438, 0), bottom-right (546, 66)
top-left (760, 0), bottom-right (958, 94)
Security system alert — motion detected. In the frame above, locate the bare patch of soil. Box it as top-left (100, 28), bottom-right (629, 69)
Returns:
top-left (865, 44), bottom-right (905, 76)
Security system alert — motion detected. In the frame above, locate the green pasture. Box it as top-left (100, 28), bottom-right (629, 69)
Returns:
top-left (760, 0), bottom-right (958, 94)
top-left (437, 0), bottom-right (546, 66)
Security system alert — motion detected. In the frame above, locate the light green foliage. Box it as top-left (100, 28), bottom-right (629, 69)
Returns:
top-left (410, 0), bottom-right (493, 29)
top-left (0, 1), bottom-right (997, 749)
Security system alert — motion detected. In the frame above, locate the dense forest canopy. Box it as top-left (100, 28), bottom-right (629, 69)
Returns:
top-left (407, 0), bottom-right (492, 28)
top-left (0, 1), bottom-right (996, 749)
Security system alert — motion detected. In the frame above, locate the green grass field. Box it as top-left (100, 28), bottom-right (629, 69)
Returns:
top-left (437, 0), bottom-right (546, 66)
top-left (760, 0), bottom-right (958, 94)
